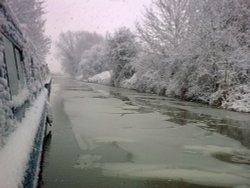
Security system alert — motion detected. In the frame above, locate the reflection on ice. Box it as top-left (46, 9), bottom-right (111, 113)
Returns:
top-left (74, 154), bottom-right (102, 169)
top-left (122, 105), bottom-right (141, 111)
top-left (102, 163), bottom-right (250, 188)
top-left (185, 145), bottom-right (250, 165)
top-left (74, 142), bottom-right (134, 170)
top-left (132, 93), bottom-right (250, 148)
top-left (93, 137), bottom-right (134, 144)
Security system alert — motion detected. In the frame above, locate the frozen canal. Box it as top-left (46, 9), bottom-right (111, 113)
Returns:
top-left (40, 75), bottom-right (250, 188)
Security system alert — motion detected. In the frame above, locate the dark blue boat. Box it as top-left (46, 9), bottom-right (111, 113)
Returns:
top-left (0, 1), bottom-right (51, 187)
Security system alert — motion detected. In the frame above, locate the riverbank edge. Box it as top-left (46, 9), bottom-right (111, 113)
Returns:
top-left (73, 72), bottom-right (250, 113)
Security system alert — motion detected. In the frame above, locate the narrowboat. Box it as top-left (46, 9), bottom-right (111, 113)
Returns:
top-left (0, 1), bottom-right (51, 187)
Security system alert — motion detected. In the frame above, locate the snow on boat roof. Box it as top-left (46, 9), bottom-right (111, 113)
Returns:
top-left (0, 91), bottom-right (46, 188)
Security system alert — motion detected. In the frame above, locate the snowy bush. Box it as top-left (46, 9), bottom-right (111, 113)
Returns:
top-left (210, 84), bottom-right (250, 113)
top-left (141, 71), bottom-right (166, 94)
top-left (77, 43), bottom-right (111, 80)
top-left (88, 71), bottom-right (112, 85)
top-left (120, 74), bottom-right (137, 89)
top-left (106, 27), bottom-right (138, 86)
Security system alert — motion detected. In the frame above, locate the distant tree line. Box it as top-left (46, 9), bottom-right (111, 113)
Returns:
top-left (56, 0), bottom-right (250, 112)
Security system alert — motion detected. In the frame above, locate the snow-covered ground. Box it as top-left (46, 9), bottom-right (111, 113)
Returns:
top-left (0, 91), bottom-right (46, 188)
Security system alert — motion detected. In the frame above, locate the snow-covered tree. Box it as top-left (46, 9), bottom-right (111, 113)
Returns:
top-left (54, 0), bottom-right (250, 112)
top-left (8, 0), bottom-right (51, 61)
top-left (136, 0), bottom-right (189, 56)
top-left (182, 0), bottom-right (250, 104)
top-left (56, 31), bottom-right (103, 76)
top-left (133, 0), bottom-right (250, 111)
top-left (77, 42), bottom-right (111, 80)
top-left (107, 27), bottom-right (138, 86)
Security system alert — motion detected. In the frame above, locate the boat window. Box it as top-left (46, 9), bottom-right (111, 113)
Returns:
top-left (14, 47), bottom-right (25, 87)
top-left (0, 37), bottom-right (4, 78)
top-left (30, 57), bottom-right (35, 78)
top-left (2, 34), bottom-right (19, 96)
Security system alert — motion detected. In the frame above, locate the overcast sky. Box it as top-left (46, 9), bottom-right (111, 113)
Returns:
top-left (45, 0), bottom-right (151, 73)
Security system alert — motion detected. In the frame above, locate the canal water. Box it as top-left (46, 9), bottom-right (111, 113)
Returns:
top-left (39, 75), bottom-right (250, 188)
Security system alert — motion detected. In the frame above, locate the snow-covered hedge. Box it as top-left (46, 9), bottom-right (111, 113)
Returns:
top-left (88, 71), bottom-right (112, 85)
top-left (210, 84), bottom-right (250, 113)
top-left (120, 74), bottom-right (137, 89)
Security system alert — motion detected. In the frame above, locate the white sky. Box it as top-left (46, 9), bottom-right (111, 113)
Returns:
top-left (44, 0), bottom-right (152, 73)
